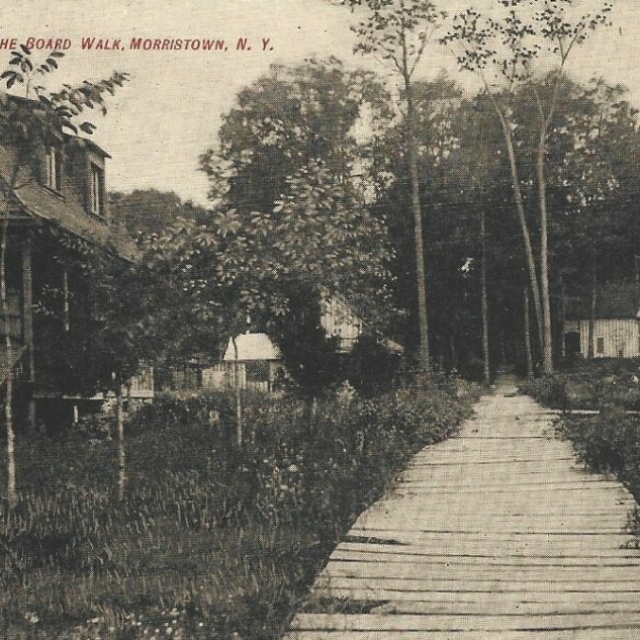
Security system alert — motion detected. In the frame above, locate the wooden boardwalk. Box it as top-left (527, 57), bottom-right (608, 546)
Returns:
top-left (285, 379), bottom-right (640, 639)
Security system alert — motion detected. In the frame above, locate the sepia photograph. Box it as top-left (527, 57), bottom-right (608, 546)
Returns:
top-left (1, 0), bottom-right (640, 638)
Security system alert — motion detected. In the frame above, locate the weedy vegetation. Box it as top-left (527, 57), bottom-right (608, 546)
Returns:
top-left (0, 381), bottom-right (478, 639)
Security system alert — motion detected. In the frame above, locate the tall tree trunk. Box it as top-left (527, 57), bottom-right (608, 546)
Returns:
top-left (404, 74), bottom-right (430, 375)
top-left (588, 256), bottom-right (597, 359)
top-left (449, 334), bottom-right (457, 373)
top-left (536, 131), bottom-right (554, 374)
top-left (22, 237), bottom-right (35, 433)
top-left (524, 286), bottom-right (534, 380)
top-left (1, 162), bottom-right (20, 508)
top-left (560, 272), bottom-right (566, 360)
top-left (495, 111), bottom-right (544, 353)
top-left (481, 210), bottom-right (490, 385)
top-left (5, 374), bottom-right (15, 506)
top-left (232, 336), bottom-right (242, 447)
top-left (116, 386), bottom-right (125, 502)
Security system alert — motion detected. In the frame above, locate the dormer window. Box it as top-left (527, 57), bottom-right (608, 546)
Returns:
top-left (89, 163), bottom-right (104, 217)
top-left (45, 148), bottom-right (62, 192)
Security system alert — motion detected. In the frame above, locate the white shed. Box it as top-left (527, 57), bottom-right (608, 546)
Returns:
top-left (222, 333), bottom-right (283, 392)
top-left (563, 283), bottom-right (640, 359)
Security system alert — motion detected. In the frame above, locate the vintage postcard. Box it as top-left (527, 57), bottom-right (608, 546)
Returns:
top-left (1, 0), bottom-right (640, 638)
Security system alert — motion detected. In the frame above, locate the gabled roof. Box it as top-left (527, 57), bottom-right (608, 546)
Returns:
top-left (565, 282), bottom-right (639, 320)
top-left (0, 144), bottom-right (137, 261)
top-left (223, 333), bottom-right (282, 362)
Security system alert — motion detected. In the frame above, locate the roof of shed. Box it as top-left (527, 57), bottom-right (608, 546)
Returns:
top-left (565, 282), bottom-right (640, 320)
top-left (223, 333), bottom-right (282, 362)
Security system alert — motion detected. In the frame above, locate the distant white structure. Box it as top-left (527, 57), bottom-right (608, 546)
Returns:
top-left (320, 293), bottom-right (403, 355)
top-left (202, 295), bottom-right (402, 393)
top-left (563, 282), bottom-right (640, 359)
top-left (320, 294), bottom-right (363, 353)
top-left (221, 333), bottom-right (284, 392)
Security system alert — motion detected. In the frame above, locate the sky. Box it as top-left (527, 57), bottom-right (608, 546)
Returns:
top-left (2, 0), bottom-right (640, 205)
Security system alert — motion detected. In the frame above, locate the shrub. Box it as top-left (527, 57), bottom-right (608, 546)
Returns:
top-left (520, 375), bottom-right (568, 409)
top-left (558, 407), bottom-right (640, 501)
top-left (125, 391), bottom-right (235, 438)
top-left (346, 334), bottom-right (401, 396)
top-left (75, 412), bottom-right (113, 440)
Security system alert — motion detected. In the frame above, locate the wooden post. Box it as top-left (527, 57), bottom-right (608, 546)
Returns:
top-left (116, 385), bottom-right (125, 502)
top-left (588, 256), bottom-right (597, 359)
top-left (232, 336), bottom-right (242, 447)
top-left (22, 235), bottom-right (35, 431)
top-left (62, 267), bottom-right (70, 333)
top-left (560, 273), bottom-right (566, 360)
top-left (481, 210), bottom-right (490, 385)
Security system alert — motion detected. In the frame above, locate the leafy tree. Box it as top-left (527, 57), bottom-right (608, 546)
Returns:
top-left (444, 0), bottom-right (612, 374)
top-left (155, 156), bottom-right (394, 443)
top-left (37, 231), bottom-right (200, 499)
top-left (378, 78), bottom-right (481, 370)
top-left (540, 78), bottom-right (640, 358)
top-left (190, 59), bottom-right (397, 440)
top-left (0, 45), bottom-right (128, 505)
top-left (109, 189), bottom-right (212, 240)
top-left (269, 283), bottom-right (345, 399)
top-left (347, 0), bottom-right (447, 373)
top-left (200, 57), bottom-right (391, 217)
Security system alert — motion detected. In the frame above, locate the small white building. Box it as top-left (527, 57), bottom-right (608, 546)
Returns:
top-left (563, 283), bottom-right (640, 359)
top-left (221, 333), bottom-right (284, 392)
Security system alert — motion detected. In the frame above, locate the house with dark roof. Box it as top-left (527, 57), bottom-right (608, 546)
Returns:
top-left (563, 282), bottom-right (640, 359)
top-left (0, 115), bottom-right (144, 431)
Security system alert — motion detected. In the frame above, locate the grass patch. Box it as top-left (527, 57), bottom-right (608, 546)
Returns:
top-left (521, 358), bottom-right (640, 411)
top-left (0, 381), bottom-right (479, 639)
top-left (556, 406), bottom-right (640, 501)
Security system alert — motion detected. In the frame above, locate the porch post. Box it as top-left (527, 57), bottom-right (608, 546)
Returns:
top-left (62, 267), bottom-right (70, 333)
top-left (22, 234), bottom-right (35, 431)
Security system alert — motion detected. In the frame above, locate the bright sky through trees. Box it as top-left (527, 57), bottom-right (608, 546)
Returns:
top-left (4, 0), bottom-right (639, 204)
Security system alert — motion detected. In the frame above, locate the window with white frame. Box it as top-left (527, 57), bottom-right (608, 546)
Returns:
top-left (90, 163), bottom-right (104, 216)
top-left (45, 148), bottom-right (62, 192)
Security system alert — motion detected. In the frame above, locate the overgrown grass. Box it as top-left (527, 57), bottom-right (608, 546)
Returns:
top-left (0, 381), bottom-right (479, 639)
top-left (555, 407), bottom-right (640, 504)
top-left (520, 358), bottom-right (640, 410)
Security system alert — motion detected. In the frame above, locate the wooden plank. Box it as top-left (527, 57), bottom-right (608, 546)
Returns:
top-left (328, 541), bottom-right (638, 556)
top-left (331, 549), bottom-right (640, 566)
top-left (317, 600), bottom-right (640, 616)
top-left (307, 588), bottom-right (640, 605)
top-left (354, 515), bottom-right (628, 526)
top-left (309, 590), bottom-right (640, 616)
top-left (291, 612), bottom-right (640, 631)
top-left (313, 575), bottom-right (640, 592)
top-left (284, 628), bottom-right (640, 640)
top-left (347, 528), bottom-right (635, 540)
top-left (321, 561), bottom-right (640, 581)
